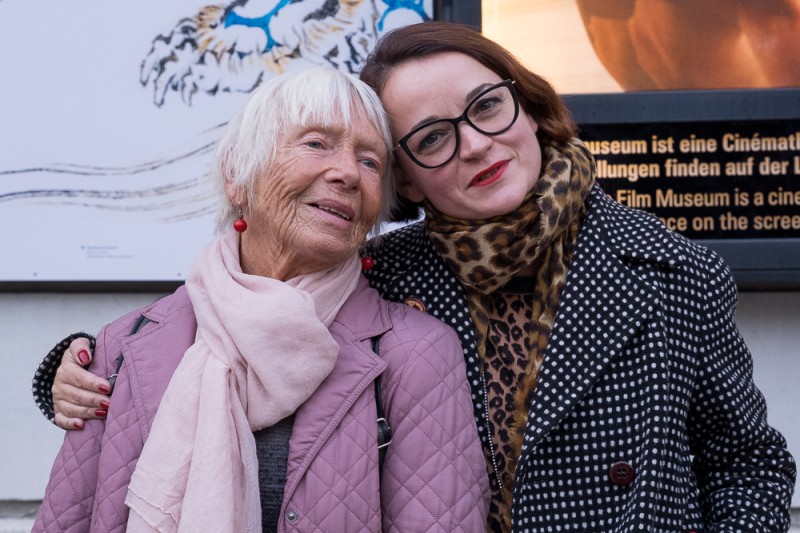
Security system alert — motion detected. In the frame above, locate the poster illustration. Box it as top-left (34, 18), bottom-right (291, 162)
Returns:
top-left (483, 0), bottom-right (800, 95)
top-left (0, 0), bottom-right (432, 283)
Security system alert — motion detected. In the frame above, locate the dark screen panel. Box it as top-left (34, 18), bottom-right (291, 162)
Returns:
top-left (564, 90), bottom-right (800, 290)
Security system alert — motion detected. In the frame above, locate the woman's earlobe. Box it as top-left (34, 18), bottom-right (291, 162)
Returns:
top-left (222, 172), bottom-right (236, 201)
top-left (224, 179), bottom-right (244, 206)
top-left (220, 152), bottom-right (242, 204)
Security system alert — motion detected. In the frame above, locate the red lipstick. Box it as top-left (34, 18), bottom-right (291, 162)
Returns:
top-left (469, 160), bottom-right (508, 188)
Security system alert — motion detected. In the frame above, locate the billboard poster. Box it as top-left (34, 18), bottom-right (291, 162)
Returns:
top-left (0, 0), bottom-right (432, 285)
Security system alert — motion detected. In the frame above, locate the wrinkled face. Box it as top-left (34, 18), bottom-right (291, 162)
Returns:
top-left (382, 52), bottom-right (542, 220)
top-left (240, 113), bottom-right (386, 279)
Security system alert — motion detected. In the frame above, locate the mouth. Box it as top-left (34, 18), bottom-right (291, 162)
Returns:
top-left (469, 160), bottom-right (508, 188)
top-left (310, 202), bottom-right (353, 222)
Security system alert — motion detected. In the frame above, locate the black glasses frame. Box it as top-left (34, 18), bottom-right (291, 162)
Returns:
top-left (396, 79), bottom-right (519, 169)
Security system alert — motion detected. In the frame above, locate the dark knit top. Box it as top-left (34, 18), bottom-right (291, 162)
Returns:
top-left (254, 414), bottom-right (295, 533)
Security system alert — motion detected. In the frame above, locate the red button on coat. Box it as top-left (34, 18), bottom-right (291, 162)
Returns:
top-left (609, 461), bottom-right (635, 486)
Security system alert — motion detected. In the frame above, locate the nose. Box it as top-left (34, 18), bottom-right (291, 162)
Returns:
top-left (457, 121), bottom-right (492, 160)
top-left (326, 146), bottom-right (361, 189)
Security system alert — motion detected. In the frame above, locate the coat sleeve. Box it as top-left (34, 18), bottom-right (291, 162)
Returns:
top-left (687, 251), bottom-right (796, 532)
top-left (32, 332), bottom-right (97, 423)
top-left (32, 324), bottom-right (120, 532)
top-left (379, 315), bottom-right (490, 533)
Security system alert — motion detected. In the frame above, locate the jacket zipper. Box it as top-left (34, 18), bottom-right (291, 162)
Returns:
top-left (479, 365), bottom-right (503, 493)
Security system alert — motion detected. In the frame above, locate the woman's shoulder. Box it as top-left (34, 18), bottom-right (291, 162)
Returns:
top-left (97, 286), bottom-right (194, 351)
top-left (334, 278), bottom-right (463, 383)
top-left (380, 300), bottom-right (463, 371)
top-left (385, 297), bottom-right (456, 336)
top-left (365, 221), bottom-right (430, 266)
top-left (137, 285), bottom-right (194, 326)
top-left (363, 221), bottom-right (459, 299)
top-left (583, 186), bottom-right (734, 298)
top-left (586, 185), bottom-right (722, 267)
top-left (337, 276), bottom-right (456, 343)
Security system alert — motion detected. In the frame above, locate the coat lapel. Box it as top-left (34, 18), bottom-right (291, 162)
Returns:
top-left (281, 279), bottom-right (390, 502)
top-left (284, 335), bottom-right (385, 485)
top-left (518, 189), bottom-right (679, 455)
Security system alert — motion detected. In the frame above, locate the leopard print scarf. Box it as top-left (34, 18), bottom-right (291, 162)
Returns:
top-left (425, 138), bottom-right (596, 529)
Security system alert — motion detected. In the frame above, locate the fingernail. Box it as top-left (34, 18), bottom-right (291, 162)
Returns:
top-left (95, 409), bottom-right (107, 418)
top-left (74, 421), bottom-right (84, 430)
top-left (77, 350), bottom-right (91, 365)
top-left (98, 385), bottom-right (111, 394)
top-left (100, 400), bottom-right (110, 410)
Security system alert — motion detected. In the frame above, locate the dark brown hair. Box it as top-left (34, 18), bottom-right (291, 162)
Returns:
top-left (360, 21), bottom-right (577, 147)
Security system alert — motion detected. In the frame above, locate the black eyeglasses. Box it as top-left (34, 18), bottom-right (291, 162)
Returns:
top-left (396, 79), bottom-right (519, 169)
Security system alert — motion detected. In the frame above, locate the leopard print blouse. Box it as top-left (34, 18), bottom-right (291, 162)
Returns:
top-left (483, 279), bottom-right (535, 532)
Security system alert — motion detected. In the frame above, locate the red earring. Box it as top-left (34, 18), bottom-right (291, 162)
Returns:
top-left (361, 256), bottom-right (375, 270)
top-left (233, 205), bottom-right (247, 233)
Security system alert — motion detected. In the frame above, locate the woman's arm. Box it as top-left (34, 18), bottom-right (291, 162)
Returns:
top-left (32, 334), bottom-right (112, 429)
top-left (688, 252), bottom-right (796, 531)
top-left (32, 417), bottom-right (106, 532)
top-left (379, 317), bottom-right (490, 532)
top-left (32, 327), bottom-right (117, 531)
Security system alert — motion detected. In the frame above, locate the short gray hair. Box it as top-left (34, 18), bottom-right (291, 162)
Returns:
top-left (214, 67), bottom-right (395, 234)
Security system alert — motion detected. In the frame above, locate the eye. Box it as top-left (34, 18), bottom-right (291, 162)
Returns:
top-left (304, 139), bottom-right (324, 149)
top-left (360, 158), bottom-right (379, 170)
top-left (471, 95), bottom-right (503, 116)
top-left (413, 126), bottom-right (453, 153)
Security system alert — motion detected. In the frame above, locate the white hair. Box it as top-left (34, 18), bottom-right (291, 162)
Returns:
top-left (213, 67), bottom-right (395, 234)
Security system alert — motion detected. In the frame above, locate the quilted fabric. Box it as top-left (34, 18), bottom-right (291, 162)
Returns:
top-left (362, 185), bottom-right (796, 532)
top-left (33, 279), bottom-right (489, 532)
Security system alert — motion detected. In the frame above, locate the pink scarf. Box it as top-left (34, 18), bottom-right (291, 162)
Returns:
top-left (125, 230), bottom-right (360, 532)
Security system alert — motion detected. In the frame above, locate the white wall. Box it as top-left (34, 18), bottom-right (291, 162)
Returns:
top-left (1, 290), bottom-right (798, 507)
top-left (736, 291), bottom-right (800, 508)
top-left (0, 291), bottom-right (163, 499)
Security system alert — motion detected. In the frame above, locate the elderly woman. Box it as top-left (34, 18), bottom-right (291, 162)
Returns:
top-left (32, 67), bottom-right (489, 532)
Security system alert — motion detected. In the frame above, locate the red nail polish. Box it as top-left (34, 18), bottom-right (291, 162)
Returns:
top-left (74, 421), bottom-right (84, 430)
top-left (77, 350), bottom-right (90, 365)
top-left (100, 401), bottom-right (110, 410)
top-left (98, 385), bottom-right (111, 394)
top-left (95, 409), bottom-right (107, 418)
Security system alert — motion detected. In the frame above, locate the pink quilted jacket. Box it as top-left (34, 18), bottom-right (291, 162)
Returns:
top-left (33, 277), bottom-right (489, 532)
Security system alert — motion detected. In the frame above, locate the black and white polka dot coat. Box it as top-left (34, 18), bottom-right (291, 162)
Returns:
top-left (362, 185), bottom-right (796, 532)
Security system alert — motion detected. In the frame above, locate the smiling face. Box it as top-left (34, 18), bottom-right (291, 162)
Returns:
top-left (381, 52), bottom-right (542, 220)
top-left (237, 113), bottom-right (386, 280)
